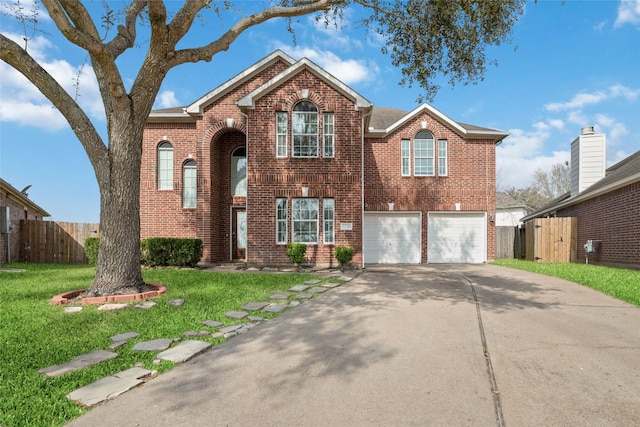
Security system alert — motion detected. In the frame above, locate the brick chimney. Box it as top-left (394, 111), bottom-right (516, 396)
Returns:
top-left (570, 126), bottom-right (606, 196)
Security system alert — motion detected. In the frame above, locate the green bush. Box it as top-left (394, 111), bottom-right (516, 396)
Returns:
top-left (287, 243), bottom-right (307, 265)
top-left (84, 237), bottom-right (99, 264)
top-left (334, 246), bottom-right (354, 267)
top-left (141, 238), bottom-right (203, 267)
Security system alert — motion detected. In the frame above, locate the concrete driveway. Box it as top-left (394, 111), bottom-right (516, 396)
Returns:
top-left (68, 264), bottom-right (640, 426)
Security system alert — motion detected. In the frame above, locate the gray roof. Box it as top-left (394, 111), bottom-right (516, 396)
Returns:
top-left (369, 107), bottom-right (410, 130)
top-left (496, 192), bottom-right (530, 210)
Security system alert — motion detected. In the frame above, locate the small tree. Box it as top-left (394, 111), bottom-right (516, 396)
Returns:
top-left (287, 243), bottom-right (307, 267)
top-left (334, 246), bottom-right (354, 270)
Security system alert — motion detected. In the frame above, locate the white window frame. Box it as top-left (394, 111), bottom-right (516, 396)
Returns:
top-left (292, 198), bottom-right (318, 244)
top-left (276, 198), bottom-right (288, 244)
top-left (414, 131), bottom-right (435, 176)
top-left (182, 160), bottom-right (197, 208)
top-left (158, 142), bottom-right (173, 190)
top-left (323, 198), bottom-right (334, 244)
top-left (231, 146), bottom-right (247, 196)
top-left (292, 101), bottom-right (318, 158)
top-left (438, 139), bottom-right (448, 176)
top-left (276, 112), bottom-right (288, 158)
top-left (401, 139), bottom-right (411, 176)
top-left (323, 112), bottom-right (334, 158)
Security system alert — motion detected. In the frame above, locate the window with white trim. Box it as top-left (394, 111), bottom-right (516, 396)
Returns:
top-left (276, 198), bottom-right (287, 244)
top-left (438, 139), bottom-right (448, 176)
top-left (323, 113), bottom-right (334, 157)
top-left (323, 198), bottom-right (334, 244)
top-left (231, 146), bottom-right (247, 196)
top-left (292, 101), bottom-right (318, 157)
top-left (414, 130), bottom-right (434, 176)
top-left (401, 139), bottom-right (411, 176)
top-left (276, 112), bottom-right (287, 157)
top-left (292, 198), bottom-right (318, 243)
top-left (182, 160), bottom-right (197, 208)
top-left (158, 142), bottom-right (173, 190)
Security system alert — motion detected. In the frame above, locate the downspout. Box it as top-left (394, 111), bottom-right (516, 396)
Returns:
top-left (361, 108), bottom-right (373, 270)
top-left (240, 110), bottom-right (249, 264)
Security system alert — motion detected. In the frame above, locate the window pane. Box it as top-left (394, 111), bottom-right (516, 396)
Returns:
top-left (323, 113), bottom-right (334, 157)
top-left (323, 198), bottom-right (334, 244)
top-left (292, 102), bottom-right (318, 157)
top-left (158, 142), bottom-right (173, 190)
top-left (183, 160), bottom-right (197, 208)
top-left (276, 198), bottom-right (287, 244)
top-left (276, 112), bottom-right (287, 157)
top-left (401, 139), bottom-right (410, 176)
top-left (414, 138), bottom-right (434, 176)
top-left (438, 139), bottom-right (448, 176)
top-left (292, 198), bottom-right (318, 243)
top-left (231, 157), bottom-right (247, 196)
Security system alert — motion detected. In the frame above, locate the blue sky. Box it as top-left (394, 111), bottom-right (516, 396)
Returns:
top-left (1, 0), bottom-right (639, 223)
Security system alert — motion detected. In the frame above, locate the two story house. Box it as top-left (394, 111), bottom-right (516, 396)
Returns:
top-left (140, 50), bottom-right (508, 267)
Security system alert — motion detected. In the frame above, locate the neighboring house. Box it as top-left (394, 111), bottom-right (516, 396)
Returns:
top-left (496, 192), bottom-right (530, 226)
top-left (522, 127), bottom-right (640, 267)
top-left (140, 50), bottom-right (508, 267)
top-left (0, 178), bottom-right (50, 263)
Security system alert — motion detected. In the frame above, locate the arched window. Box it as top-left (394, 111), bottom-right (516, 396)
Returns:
top-left (157, 142), bottom-right (173, 190)
top-left (183, 160), bottom-right (197, 208)
top-left (292, 101), bottom-right (318, 157)
top-left (414, 130), bottom-right (434, 176)
top-left (231, 146), bottom-right (247, 196)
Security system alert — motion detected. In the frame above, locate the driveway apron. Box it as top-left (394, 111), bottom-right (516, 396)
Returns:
top-left (67, 264), bottom-right (640, 426)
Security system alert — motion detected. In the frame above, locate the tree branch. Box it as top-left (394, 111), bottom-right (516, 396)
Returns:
top-left (40, 0), bottom-right (102, 54)
top-left (104, 0), bottom-right (148, 58)
top-left (0, 34), bottom-right (108, 178)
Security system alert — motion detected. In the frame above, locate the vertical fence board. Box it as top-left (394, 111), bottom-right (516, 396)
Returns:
top-left (523, 217), bottom-right (577, 263)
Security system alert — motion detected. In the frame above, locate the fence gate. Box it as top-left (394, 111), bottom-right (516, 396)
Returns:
top-left (525, 217), bottom-right (577, 263)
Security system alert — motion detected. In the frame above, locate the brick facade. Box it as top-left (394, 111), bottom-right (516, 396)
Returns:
top-left (140, 51), bottom-right (504, 267)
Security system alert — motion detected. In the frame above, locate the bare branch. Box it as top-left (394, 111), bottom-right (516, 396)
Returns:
top-left (40, 0), bottom-right (102, 53)
top-left (104, 0), bottom-right (148, 58)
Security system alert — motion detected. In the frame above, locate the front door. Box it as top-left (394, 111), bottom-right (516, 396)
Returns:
top-left (232, 208), bottom-right (247, 261)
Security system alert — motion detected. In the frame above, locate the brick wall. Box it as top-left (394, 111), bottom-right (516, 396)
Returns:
top-left (558, 181), bottom-right (639, 266)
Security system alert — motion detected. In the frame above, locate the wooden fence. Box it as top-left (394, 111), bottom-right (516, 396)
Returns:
top-left (19, 220), bottom-right (100, 264)
top-left (496, 226), bottom-right (526, 259)
top-left (524, 217), bottom-right (578, 263)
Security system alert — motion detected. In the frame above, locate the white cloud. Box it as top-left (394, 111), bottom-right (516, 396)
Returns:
top-left (0, 33), bottom-right (104, 131)
top-left (155, 90), bottom-right (180, 109)
top-left (594, 113), bottom-right (629, 143)
top-left (544, 84), bottom-right (639, 112)
top-left (615, 0), bottom-right (640, 28)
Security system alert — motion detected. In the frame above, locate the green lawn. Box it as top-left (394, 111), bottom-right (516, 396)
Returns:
top-left (493, 259), bottom-right (640, 306)
top-left (0, 263), bottom-right (332, 427)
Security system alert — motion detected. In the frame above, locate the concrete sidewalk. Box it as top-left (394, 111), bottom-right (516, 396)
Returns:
top-left (67, 264), bottom-right (640, 426)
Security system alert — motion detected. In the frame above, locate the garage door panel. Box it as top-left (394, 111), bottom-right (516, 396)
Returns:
top-left (363, 213), bottom-right (421, 264)
top-left (428, 213), bottom-right (486, 263)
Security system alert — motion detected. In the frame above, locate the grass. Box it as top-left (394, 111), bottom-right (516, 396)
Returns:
top-left (0, 263), bottom-right (333, 427)
top-left (493, 259), bottom-right (640, 306)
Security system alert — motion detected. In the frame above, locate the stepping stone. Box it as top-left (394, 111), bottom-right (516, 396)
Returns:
top-left (294, 293), bottom-right (312, 300)
top-left (98, 303), bottom-right (128, 311)
top-left (111, 332), bottom-right (140, 342)
top-left (39, 350), bottom-right (118, 377)
top-left (156, 340), bottom-right (211, 363)
top-left (322, 282), bottom-right (341, 288)
top-left (64, 306), bottom-right (82, 313)
top-left (289, 301), bottom-right (301, 307)
top-left (115, 367), bottom-right (156, 380)
top-left (242, 301), bottom-right (270, 311)
top-left (109, 341), bottom-right (127, 350)
top-left (225, 310), bottom-right (249, 319)
top-left (132, 338), bottom-right (173, 352)
top-left (264, 303), bottom-right (288, 313)
top-left (269, 292), bottom-right (290, 300)
top-left (183, 331), bottom-right (211, 337)
top-left (67, 376), bottom-right (143, 407)
top-left (219, 324), bottom-right (244, 334)
top-left (169, 298), bottom-right (185, 307)
top-left (135, 301), bottom-right (157, 309)
top-left (202, 320), bottom-right (223, 328)
top-left (247, 267), bottom-right (260, 271)
top-left (248, 316), bottom-right (265, 322)
top-left (289, 285), bottom-right (309, 292)
top-left (338, 276), bottom-right (352, 282)
top-left (308, 287), bottom-right (327, 293)
top-left (303, 279), bottom-right (321, 285)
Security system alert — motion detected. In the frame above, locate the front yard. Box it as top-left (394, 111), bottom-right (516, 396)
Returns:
top-left (493, 259), bottom-right (640, 306)
top-left (0, 264), bottom-right (329, 427)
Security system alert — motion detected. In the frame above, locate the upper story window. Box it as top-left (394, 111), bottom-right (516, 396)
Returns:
top-left (401, 139), bottom-right (411, 176)
top-left (231, 146), bottom-right (247, 196)
top-left (438, 139), bottom-right (448, 176)
top-left (158, 142), bottom-right (173, 190)
top-left (414, 130), bottom-right (434, 176)
top-left (183, 160), bottom-right (197, 208)
top-left (292, 101), bottom-right (318, 157)
top-left (276, 112), bottom-right (288, 158)
top-left (323, 113), bottom-right (334, 157)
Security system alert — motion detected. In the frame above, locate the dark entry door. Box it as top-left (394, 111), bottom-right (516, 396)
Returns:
top-left (232, 208), bottom-right (246, 261)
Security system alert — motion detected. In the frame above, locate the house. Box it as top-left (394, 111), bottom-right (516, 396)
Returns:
top-left (521, 127), bottom-right (640, 267)
top-left (140, 50), bottom-right (508, 267)
top-left (496, 192), bottom-right (531, 227)
top-left (0, 178), bottom-right (50, 263)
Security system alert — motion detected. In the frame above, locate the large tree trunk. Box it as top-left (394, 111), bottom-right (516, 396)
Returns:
top-left (86, 126), bottom-right (145, 296)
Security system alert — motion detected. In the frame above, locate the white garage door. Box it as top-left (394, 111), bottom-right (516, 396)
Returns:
top-left (363, 212), bottom-right (421, 264)
top-left (428, 212), bottom-right (486, 263)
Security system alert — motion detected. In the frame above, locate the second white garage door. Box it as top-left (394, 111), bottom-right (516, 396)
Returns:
top-left (428, 212), bottom-right (486, 263)
top-left (363, 212), bottom-right (421, 264)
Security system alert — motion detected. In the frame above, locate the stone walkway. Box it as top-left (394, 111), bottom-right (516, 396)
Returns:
top-left (41, 274), bottom-right (354, 408)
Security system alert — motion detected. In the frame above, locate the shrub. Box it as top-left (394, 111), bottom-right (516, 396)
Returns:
top-left (140, 238), bottom-right (203, 267)
top-left (287, 243), bottom-right (307, 265)
top-left (334, 246), bottom-right (354, 267)
top-left (84, 237), bottom-right (99, 265)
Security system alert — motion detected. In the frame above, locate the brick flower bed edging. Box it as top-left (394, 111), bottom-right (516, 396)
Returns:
top-left (50, 283), bottom-right (167, 305)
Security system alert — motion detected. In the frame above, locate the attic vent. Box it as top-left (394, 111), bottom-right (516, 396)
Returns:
top-left (581, 126), bottom-right (595, 135)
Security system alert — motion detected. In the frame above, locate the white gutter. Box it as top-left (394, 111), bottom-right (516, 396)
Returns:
top-left (361, 108), bottom-right (373, 270)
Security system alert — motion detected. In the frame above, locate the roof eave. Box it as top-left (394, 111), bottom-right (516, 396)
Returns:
top-left (146, 112), bottom-right (199, 124)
